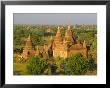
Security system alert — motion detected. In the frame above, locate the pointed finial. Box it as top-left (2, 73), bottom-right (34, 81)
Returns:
top-left (50, 35), bottom-right (53, 40)
top-left (57, 26), bottom-right (61, 34)
top-left (77, 36), bottom-right (80, 40)
top-left (28, 34), bottom-right (31, 40)
top-left (83, 40), bottom-right (86, 48)
top-left (29, 34), bottom-right (30, 37)
top-left (44, 44), bottom-right (46, 49)
top-left (68, 25), bottom-right (71, 30)
top-left (47, 25), bottom-right (51, 32)
top-left (58, 26), bottom-right (60, 30)
top-left (37, 45), bottom-right (39, 51)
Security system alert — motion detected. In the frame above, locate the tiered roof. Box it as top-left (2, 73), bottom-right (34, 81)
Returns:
top-left (47, 26), bottom-right (51, 33)
top-left (25, 34), bottom-right (33, 50)
top-left (63, 25), bottom-right (74, 45)
top-left (54, 26), bottom-right (63, 45)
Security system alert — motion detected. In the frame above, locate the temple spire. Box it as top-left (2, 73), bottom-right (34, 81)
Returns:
top-left (47, 26), bottom-right (51, 33)
top-left (83, 40), bottom-right (86, 48)
top-left (28, 34), bottom-right (31, 40)
top-left (56, 26), bottom-right (61, 35)
top-left (64, 25), bottom-right (74, 45)
top-left (22, 34), bottom-right (33, 59)
top-left (67, 25), bottom-right (71, 30)
top-left (26, 34), bottom-right (32, 47)
top-left (36, 45), bottom-right (39, 51)
top-left (54, 26), bottom-right (62, 45)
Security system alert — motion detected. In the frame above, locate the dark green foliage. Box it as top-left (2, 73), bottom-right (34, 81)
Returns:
top-left (90, 37), bottom-right (97, 63)
top-left (13, 24), bottom-right (97, 48)
top-left (50, 64), bottom-right (57, 75)
top-left (86, 58), bottom-right (97, 71)
top-left (64, 54), bottom-right (90, 75)
top-left (27, 57), bottom-right (47, 75)
top-left (14, 47), bottom-right (23, 54)
top-left (54, 57), bottom-right (64, 74)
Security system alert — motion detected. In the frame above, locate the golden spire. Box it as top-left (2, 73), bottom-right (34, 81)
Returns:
top-left (65, 25), bottom-right (73, 36)
top-left (83, 40), bottom-right (86, 48)
top-left (47, 26), bottom-right (51, 33)
top-left (36, 45), bottom-right (39, 51)
top-left (77, 36), bottom-right (80, 41)
top-left (64, 25), bottom-right (74, 44)
top-left (50, 35), bottom-right (53, 40)
top-left (28, 34), bottom-right (31, 40)
top-left (25, 34), bottom-right (32, 48)
top-left (54, 26), bottom-right (62, 44)
top-left (55, 26), bottom-right (61, 38)
top-left (67, 25), bottom-right (71, 30)
top-left (56, 26), bottom-right (61, 35)
top-left (44, 44), bottom-right (46, 50)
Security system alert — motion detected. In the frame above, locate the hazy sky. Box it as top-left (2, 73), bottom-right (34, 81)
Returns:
top-left (14, 13), bottom-right (97, 25)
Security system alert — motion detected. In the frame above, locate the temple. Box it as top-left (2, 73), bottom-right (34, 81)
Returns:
top-left (21, 35), bottom-right (38, 60)
top-left (53, 26), bottom-right (88, 58)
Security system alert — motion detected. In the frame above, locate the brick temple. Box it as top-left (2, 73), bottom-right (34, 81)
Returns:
top-left (21, 25), bottom-right (89, 60)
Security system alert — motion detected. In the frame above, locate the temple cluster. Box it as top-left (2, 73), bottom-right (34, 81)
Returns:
top-left (20, 26), bottom-right (89, 61)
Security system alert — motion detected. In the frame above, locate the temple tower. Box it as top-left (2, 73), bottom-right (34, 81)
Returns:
top-left (47, 26), bottom-right (51, 33)
top-left (53, 26), bottom-right (66, 58)
top-left (45, 26), bottom-right (52, 37)
top-left (82, 40), bottom-right (88, 58)
top-left (63, 25), bottom-right (74, 45)
top-left (22, 35), bottom-right (33, 59)
top-left (54, 26), bottom-right (63, 45)
top-left (83, 40), bottom-right (87, 48)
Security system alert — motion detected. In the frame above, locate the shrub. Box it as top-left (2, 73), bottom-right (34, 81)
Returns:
top-left (64, 54), bottom-right (90, 75)
top-left (27, 57), bottom-right (47, 75)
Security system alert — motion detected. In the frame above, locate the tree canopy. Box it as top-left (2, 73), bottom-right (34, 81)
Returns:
top-left (27, 57), bottom-right (47, 75)
top-left (64, 54), bottom-right (90, 75)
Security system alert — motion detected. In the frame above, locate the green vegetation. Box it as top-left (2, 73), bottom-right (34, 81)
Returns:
top-left (13, 24), bottom-right (97, 53)
top-left (64, 54), bottom-right (96, 75)
top-left (13, 54), bottom-right (97, 75)
top-left (27, 57), bottom-right (47, 75)
top-left (53, 57), bottom-right (65, 74)
top-left (13, 63), bottom-right (28, 75)
top-left (64, 54), bottom-right (88, 75)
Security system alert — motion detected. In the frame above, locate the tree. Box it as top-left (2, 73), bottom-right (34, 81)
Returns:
top-left (64, 54), bottom-right (90, 75)
top-left (54, 57), bottom-right (65, 74)
top-left (90, 37), bottom-right (97, 63)
top-left (27, 57), bottom-right (47, 75)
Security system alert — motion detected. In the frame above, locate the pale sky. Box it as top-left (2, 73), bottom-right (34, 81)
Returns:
top-left (14, 13), bottom-right (97, 25)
